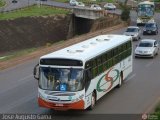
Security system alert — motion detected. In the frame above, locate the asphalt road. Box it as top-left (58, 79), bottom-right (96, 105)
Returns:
top-left (1, 30), bottom-right (160, 118)
top-left (0, 0), bottom-right (72, 12)
top-left (0, 10), bottom-right (160, 120)
top-left (0, 0), bottom-right (135, 12)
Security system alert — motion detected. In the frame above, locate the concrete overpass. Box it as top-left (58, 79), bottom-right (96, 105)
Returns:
top-left (73, 7), bottom-right (105, 19)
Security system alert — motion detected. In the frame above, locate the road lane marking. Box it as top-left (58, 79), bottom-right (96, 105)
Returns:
top-left (145, 61), bottom-right (154, 68)
top-left (18, 74), bottom-right (33, 82)
top-left (124, 73), bottom-right (136, 83)
top-left (0, 74), bottom-right (33, 95)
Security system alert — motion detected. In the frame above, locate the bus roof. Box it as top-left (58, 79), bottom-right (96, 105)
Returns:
top-left (138, 1), bottom-right (154, 5)
top-left (40, 35), bottom-right (131, 62)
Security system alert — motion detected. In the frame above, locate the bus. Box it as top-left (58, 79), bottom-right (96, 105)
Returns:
top-left (33, 34), bottom-right (133, 110)
top-left (137, 1), bottom-right (155, 25)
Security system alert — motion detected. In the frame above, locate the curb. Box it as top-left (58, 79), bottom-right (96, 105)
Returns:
top-left (0, 22), bottom-right (127, 70)
top-left (144, 97), bottom-right (160, 114)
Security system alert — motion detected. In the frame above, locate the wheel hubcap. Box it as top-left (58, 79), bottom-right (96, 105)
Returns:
top-left (91, 95), bottom-right (95, 107)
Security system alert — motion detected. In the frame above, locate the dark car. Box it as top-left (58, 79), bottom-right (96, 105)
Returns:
top-left (143, 22), bottom-right (158, 35)
top-left (12, 0), bottom-right (18, 3)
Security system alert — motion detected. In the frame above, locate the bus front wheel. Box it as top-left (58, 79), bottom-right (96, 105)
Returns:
top-left (88, 92), bottom-right (96, 110)
top-left (117, 72), bottom-right (123, 88)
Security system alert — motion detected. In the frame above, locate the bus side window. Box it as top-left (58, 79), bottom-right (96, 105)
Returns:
top-left (92, 59), bottom-right (97, 78)
top-left (84, 68), bottom-right (92, 92)
top-left (102, 54), bottom-right (107, 71)
top-left (85, 69), bottom-right (92, 81)
top-left (97, 56), bottom-right (102, 75)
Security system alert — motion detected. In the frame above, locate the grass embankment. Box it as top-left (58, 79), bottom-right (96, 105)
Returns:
top-left (0, 48), bottom-right (37, 62)
top-left (0, 5), bottom-right (70, 20)
top-left (152, 104), bottom-right (160, 120)
top-left (0, 0), bottom-right (5, 7)
top-left (0, 40), bottom-right (65, 62)
top-left (0, 5), bottom-right (68, 61)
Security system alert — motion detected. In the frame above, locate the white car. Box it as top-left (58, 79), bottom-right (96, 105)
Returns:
top-left (104, 3), bottom-right (116, 10)
top-left (135, 39), bottom-right (159, 58)
top-left (91, 4), bottom-right (102, 10)
top-left (69, 0), bottom-right (78, 6)
top-left (77, 2), bottom-right (85, 7)
top-left (123, 26), bottom-right (141, 41)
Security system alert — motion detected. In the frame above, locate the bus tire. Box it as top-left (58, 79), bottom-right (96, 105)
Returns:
top-left (88, 92), bottom-right (96, 110)
top-left (117, 72), bottom-right (123, 88)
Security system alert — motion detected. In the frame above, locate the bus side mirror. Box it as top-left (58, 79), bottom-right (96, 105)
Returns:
top-left (33, 64), bottom-right (39, 80)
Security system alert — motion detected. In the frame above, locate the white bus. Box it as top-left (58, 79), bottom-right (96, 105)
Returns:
top-left (137, 1), bottom-right (155, 25)
top-left (34, 34), bottom-right (133, 110)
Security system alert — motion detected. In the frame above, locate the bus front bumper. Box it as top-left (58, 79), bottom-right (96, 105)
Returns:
top-left (137, 18), bottom-right (154, 24)
top-left (38, 97), bottom-right (85, 110)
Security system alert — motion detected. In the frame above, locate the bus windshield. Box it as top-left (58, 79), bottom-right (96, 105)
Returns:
top-left (39, 67), bottom-right (84, 92)
top-left (138, 5), bottom-right (154, 17)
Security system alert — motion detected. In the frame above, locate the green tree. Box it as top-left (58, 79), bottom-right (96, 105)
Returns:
top-left (120, 1), bottom-right (130, 21)
top-left (121, 7), bottom-right (130, 21)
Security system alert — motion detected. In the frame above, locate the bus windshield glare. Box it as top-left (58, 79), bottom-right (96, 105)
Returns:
top-left (39, 67), bottom-right (84, 92)
top-left (138, 5), bottom-right (154, 17)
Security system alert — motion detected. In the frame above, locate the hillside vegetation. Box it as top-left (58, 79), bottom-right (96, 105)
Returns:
top-left (0, 0), bottom-right (5, 7)
top-left (0, 5), bottom-right (70, 20)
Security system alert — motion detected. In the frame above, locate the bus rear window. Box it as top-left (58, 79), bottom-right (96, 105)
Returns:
top-left (40, 58), bottom-right (83, 66)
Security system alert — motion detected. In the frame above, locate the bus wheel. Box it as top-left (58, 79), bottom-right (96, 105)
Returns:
top-left (88, 92), bottom-right (96, 110)
top-left (117, 72), bottom-right (123, 88)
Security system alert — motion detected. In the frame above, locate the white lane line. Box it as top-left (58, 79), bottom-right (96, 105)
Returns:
top-left (124, 73), bottom-right (136, 83)
top-left (0, 75), bottom-right (33, 95)
top-left (145, 61), bottom-right (154, 68)
top-left (18, 74), bottom-right (33, 82)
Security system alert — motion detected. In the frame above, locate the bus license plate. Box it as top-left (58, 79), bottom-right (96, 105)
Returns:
top-left (55, 104), bottom-right (63, 106)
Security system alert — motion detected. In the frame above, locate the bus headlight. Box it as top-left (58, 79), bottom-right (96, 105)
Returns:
top-left (39, 92), bottom-right (47, 100)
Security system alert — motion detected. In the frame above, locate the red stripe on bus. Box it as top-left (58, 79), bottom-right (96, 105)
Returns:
top-left (38, 97), bottom-right (85, 110)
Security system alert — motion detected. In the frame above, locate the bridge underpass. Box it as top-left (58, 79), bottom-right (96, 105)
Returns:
top-left (73, 7), bottom-right (105, 20)
top-left (67, 7), bottom-right (121, 37)
top-left (68, 7), bottom-right (105, 36)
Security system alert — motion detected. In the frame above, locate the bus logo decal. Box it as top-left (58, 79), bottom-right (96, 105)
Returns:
top-left (97, 67), bottom-right (120, 92)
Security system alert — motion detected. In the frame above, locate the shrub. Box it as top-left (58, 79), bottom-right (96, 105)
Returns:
top-left (121, 6), bottom-right (130, 21)
top-left (0, 0), bottom-right (5, 7)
